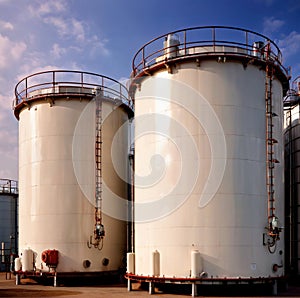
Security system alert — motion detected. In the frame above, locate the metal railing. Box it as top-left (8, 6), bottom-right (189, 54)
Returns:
top-left (14, 70), bottom-right (132, 110)
top-left (0, 179), bottom-right (18, 195)
top-left (131, 26), bottom-right (288, 77)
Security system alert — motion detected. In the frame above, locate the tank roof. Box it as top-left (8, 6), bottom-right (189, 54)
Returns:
top-left (13, 70), bottom-right (133, 119)
top-left (130, 25), bottom-right (290, 95)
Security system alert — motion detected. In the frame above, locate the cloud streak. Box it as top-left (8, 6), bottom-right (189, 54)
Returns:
top-left (277, 31), bottom-right (300, 60)
top-left (0, 20), bottom-right (13, 30)
top-left (29, 0), bottom-right (66, 17)
top-left (0, 34), bottom-right (27, 70)
top-left (263, 17), bottom-right (284, 35)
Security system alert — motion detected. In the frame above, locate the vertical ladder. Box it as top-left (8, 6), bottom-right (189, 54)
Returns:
top-left (265, 43), bottom-right (279, 231)
top-left (94, 94), bottom-right (105, 242)
top-left (266, 61), bottom-right (275, 222)
top-left (87, 89), bottom-right (105, 250)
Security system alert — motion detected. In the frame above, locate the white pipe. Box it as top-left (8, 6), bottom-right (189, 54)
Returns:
top-left (191, 250), bottom-right (202, 278)
top-left (152, 250), bottom-right (160, 277)
top-left (1, 242), bottom-right (5, 263)
top-left (127, 252), bottom-right (135, 274)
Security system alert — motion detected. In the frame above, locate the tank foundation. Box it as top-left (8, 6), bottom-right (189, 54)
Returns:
top-left (126, 273), bottom-right (284, 297)
top-left (15, 269), bottom-right (124, 287)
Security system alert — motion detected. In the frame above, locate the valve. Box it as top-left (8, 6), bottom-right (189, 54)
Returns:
top-left (268, 216), bottom-right (281, 241)
top-left (263, 216), bottom-right (282, 253)
top-left (95, 223), bottom-right (105, 239)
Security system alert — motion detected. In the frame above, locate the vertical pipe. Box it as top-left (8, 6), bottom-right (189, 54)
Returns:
top-left (131, 151), bottom-right (134, 253)
top-left (127, 160), bottom-right (131, 253)
top-left (152, 250), bottom-right (160, 276)
top-left (184, 30), bottom-right (187, 55)
top-left (287, 108), bottom-right (292, 272)
top-left (127, 278), bottom-right (132, 291)
top-left (295, 106), bottom-right (300, 274)
top-left (212, 27), bottom-right (215, 52)
top-left (128, 118), bottom-right (135, 253)
top-left (127, 252), bottom-right (135, 274)
top-left (25, 78), bottom-right (28, 99)
top-left (272, 280), bottom-right (278, 295)
top-left (127, 149), bottom-right (134, 252)
top-left (192, 283), bottom-right (197, 297)
top-left (120, 83), bottom-right (122, 103)
top-left (149, 282), bottom-right (155, 294)
top-left (191, 250), bottom-right (202, 278)
top-left (1, 242), bottom-right (5, 263)
top-left (142, 47), bottom-right (145, 68)
top-left (80, 71), bottom-right (84, 94)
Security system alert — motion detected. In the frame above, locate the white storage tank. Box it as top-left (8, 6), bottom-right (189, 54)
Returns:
top-left (0, 179), bottom-right (18, 271)
top-left (14, 70), bottom-right (133, 278)
top-left (284, 76), bottom-right (300, 277)
top-left (128, 26), bottom-right (289, 290)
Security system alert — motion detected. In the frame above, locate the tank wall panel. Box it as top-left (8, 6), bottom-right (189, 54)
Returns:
top-left (134, 60), bottom-right (285, 278)
top-left (18, 98), bottom-right (129, 272)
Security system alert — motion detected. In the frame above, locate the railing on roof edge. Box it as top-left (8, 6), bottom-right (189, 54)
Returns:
top-left (131, 26), bottom-right (289, 78)
top-left (14, 70), bottom-right (132, 110)
top-left (0, 179), bottom-right (18, 195)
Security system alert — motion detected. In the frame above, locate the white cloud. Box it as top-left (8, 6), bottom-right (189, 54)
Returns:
top-left (0, 34), bottom-right (27, 69)
top-left (51, 43), bottom-right (66, 59)
top-left (263, 17), bottom-right (284, 35)
top-left (44, 16), bottom-right (68, 36)
top-left (28, 1), bottom-right (110, 58)
top-left (89, 35), bottom-right (110, 57)
top-left (72, 19), bottom-right (85, 42)
top-left (44, 17), bottom-right (86, 42)
top-left (29, 0), bottom-right (66, 17)
top-left (277, 31), bottom-right (300, 59)
top-left (0, 20), bottom-right (13, 30)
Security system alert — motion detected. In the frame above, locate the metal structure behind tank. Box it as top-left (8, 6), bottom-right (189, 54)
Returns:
top-left (0, 179), bottom-right (18, 271)
top-left (13, 70), bottom-right (133, 277)
top-left (284, 76), bottom-right (300, 277)
top-left (127, 26), bottom-right (289, 294)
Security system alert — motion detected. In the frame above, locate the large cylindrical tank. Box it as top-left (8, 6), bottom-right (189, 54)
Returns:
top-left (0, 179), bottom-right (18, 271)
top-left (284, 78), bottom-right (300, 277)
top-left (130, 26), bottom-right (289, 282)
top-left (14, 70), bottom-right (133, 274)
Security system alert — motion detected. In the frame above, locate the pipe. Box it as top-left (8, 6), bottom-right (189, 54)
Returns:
top-left (1, 242), bottom-right (5, 263)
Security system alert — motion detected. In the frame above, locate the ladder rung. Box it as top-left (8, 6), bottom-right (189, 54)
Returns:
top-left (269, 112), bottom-right (278, 117)
top-left (267, 138), bottom-right (278, 144)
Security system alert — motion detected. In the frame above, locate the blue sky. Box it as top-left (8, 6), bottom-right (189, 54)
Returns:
top-left (0, 0), bottom-right (300, 180)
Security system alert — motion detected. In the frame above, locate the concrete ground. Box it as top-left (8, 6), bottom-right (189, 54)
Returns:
top-left (1, 273), bottom-right (300, 298)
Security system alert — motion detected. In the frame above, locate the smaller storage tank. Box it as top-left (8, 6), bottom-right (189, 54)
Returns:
top-left (13, 70), bottom-right (133, 283)
top-left (0, 179), bottom-right (18, 272)
top-left (284, 76), bottom-right (300, 277)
